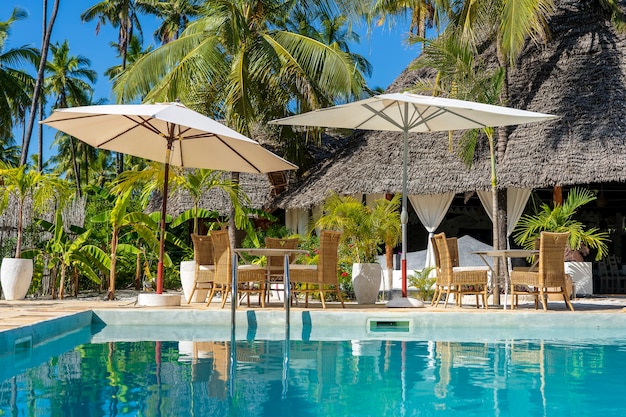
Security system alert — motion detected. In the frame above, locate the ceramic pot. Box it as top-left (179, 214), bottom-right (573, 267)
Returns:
top-left (180, 260), bottom-right (209, 302)
top-left (1, 258), bottom-right (33, 300)
top-left (352, 263), bottom-right (382, 304)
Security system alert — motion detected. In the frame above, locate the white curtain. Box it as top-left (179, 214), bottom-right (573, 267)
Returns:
top-left (408, 193), bottom-right (455, 269)
top-left (477, 188), bottom-right (531, 238)
top-left (285, 208), bottom-right (310, 235)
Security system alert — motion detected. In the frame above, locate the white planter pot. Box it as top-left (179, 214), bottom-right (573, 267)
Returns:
top-left (180, 260), bottom-right (209, 302)
top-left (1, 258), bottom-right (33, 300)
top-left (565, 261), bottom-right (592, 295)
top-left (352, 263), bottom-right (382, 304)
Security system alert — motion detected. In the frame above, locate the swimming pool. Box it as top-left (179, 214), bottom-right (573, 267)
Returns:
top-left (1, 319), bottom-right (626, 416)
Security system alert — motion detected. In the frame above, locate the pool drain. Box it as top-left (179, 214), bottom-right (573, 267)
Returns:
top-left (368, 319), bottom-right (411, 332)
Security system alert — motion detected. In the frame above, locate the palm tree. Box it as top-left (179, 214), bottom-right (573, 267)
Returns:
top-left (91, 188), bottom-right (161, 300)
top-left (20, 0), bottom-right (60, 167)
top-left (514, 187), bottom-right (609, 260)
top-left (287, 7), bottom-right (373, 80)
top-left (0, 8), bottom-right (39, 142)
top-left (0, 161), bottom-right (71, 258)
top-left (44, 40), bottom-right (97, 197)
top-left (113, 0), bottom-right (368, 136)
top-left (410, 31), bottom-right (506, 263)
top-left (369, 0), bottom-right (445, 39)
top-left (81, 0), bottom-right (152, 172)
top-left (142, 0), bottom-right (203, 44)
top-left (104, 34), bottom-right (153, 80)
top-left (169, 169), bottom-right (243, 235)
top-left (440, 0), bottom-right (556, 254)
top-left (80, 0), bottom-right (149, 70)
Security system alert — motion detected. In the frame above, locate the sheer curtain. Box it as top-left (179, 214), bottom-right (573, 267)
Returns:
top-left (477, 188), bottom-right (531, 240)
top-left (285, 208), bottom-right (310, 235)
top-left (408, 193), bottom-right (455, 270)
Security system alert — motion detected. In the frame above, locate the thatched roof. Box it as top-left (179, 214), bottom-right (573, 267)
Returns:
top-left (273, 128), bottom-right (493, 209)
top-left (501, 0), bottom-right (626, 187)
top-left (275, 0), bottom-right (626, 209)
top-left (146, 173), bottom-right (274, 217)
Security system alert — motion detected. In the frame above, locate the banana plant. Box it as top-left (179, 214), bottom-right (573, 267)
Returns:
top-left (91, 189), bottom-right (164, 300)
top-left (34, 210), bottom-right (109, 299)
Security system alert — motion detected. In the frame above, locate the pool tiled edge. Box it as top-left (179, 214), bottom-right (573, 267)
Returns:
top-left (0, 311), bottom-right (92, 359)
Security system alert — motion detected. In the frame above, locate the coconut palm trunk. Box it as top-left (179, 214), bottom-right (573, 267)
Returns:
top-left (20, 0), bottom-right (59, 166)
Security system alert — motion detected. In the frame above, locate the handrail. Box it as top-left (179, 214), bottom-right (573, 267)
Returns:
top-left (284, 254), bottom-right (290, 329)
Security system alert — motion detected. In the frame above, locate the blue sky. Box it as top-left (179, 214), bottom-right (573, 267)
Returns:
top-left (1, 2), bottom-right (420, 159)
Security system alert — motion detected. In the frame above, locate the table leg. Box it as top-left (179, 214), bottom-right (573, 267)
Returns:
top-left (501, 256), bottom-right (510, 310)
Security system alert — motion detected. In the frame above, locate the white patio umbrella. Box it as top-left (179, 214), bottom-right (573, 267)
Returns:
top-left (271, 92), bottom-right (558, 297)
top-left (42, 102), bottom-right (296, 298)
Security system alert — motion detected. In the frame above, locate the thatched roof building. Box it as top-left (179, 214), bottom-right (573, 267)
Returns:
top-left (501, 0), bottom-right (626, 187)
top-left (146, 173), bottom-right (275, 217)
top-left (275, 0), bottom-right (626, 210)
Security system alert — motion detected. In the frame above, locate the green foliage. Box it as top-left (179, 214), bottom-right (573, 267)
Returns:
top-left (408, 266), bottom-right (436, 301)
top-left (315, 193), bottom-right (401, 263)
top-left (514, 187), bottom-right (609, 260)
top-left (0, 162), bottom-right (71, 258)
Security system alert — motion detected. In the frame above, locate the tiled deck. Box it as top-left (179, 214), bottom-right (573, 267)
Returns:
top-left (1, 290), bottom-right (625, 333)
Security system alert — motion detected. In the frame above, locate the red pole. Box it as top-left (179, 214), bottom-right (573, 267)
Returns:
top-left (157, 133), bottom-right (174, 294)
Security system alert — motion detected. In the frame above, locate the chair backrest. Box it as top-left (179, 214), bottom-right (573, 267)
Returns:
top-left (210, 230), bottom-right (232, 285)
top-left (432, 235), bottom-right (458, 285)
top-left (538, 231), bottom-right (569, 287)
top-left (191, 233), bottom-right (214, 266)
top-left (265, 237), bottom-right (300, 269)
top-left (433, 232), bottom-right (455, 285)
top-left (317, 230), bottom-right (342, 285)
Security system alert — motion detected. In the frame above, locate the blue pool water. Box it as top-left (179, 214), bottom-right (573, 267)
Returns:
top-left (1, 325), bottom-right (626, 416)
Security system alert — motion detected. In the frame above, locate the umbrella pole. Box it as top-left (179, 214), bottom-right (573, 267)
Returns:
top-left (401, 124), bottom-right (409, 298)
top-left (157, 144), bottom-right (173, 294)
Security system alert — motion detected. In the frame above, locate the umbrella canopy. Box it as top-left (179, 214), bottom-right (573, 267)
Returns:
top-left (42, 102), bottom-right (296, 299)
top-left (271, 92), bottom-right (557, 297)
top-left (42, 103), bottom-right (297, 174)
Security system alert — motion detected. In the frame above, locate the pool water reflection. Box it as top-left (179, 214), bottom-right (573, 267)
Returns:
top-left (1, 329), bottom-right (625, 416)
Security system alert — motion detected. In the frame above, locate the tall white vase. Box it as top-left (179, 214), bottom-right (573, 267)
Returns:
top-left (180, 260), bottom-right (209, 302)
top-left (1, 258), bottom-right (33, 300)
top-left (352, 263), bottom-right (382, 304)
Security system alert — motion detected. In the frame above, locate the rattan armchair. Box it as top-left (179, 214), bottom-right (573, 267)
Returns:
top-left (432, 232), bottom-right (489, 308)
top-left (431, 235), bottom-right (459, 306)
top-left (289, 230), bottom-right (345, 308)
top-left (207, 230), bottom-right (266, 308)
top-left (187, 234), bottom-right (215, 304)
top-left (510, 231), bottom-right (574, 311)
top-left (265, 237), bottom-right (300, 301)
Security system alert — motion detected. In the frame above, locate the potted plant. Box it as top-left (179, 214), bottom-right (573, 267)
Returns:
top-left (315, 193), bottom-right (401, 304)
top-left (408, 266), bottom-right (436, 302)
top-left (513, 187), bottom-right (609, 295)
top-left (0, 162), bottom-right (69, 300)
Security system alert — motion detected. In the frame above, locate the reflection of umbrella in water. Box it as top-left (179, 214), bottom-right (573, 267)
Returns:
top-left (42, 103), bottom-right (297, 298)
top-left (271, 93), bottom-right (557, 298)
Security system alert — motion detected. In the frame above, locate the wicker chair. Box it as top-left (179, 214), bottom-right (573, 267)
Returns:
top-left (187, 234), bottom-right (215, 304)
top-left (207, 230), bottom-right (266, 308)
top-left (510, 231), bottom-right (574, 311)
top-left (289, 230), bottom-right (345, 308)
top-left (431, 236), bottom-right (459, 306)
top-left (264, 237), bottom-right (300, 301)
top-left (432, 232), bottom-right (489, 308)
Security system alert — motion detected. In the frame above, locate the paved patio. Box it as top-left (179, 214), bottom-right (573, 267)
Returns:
top-left (1, 290), bottom-right (625, 333)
